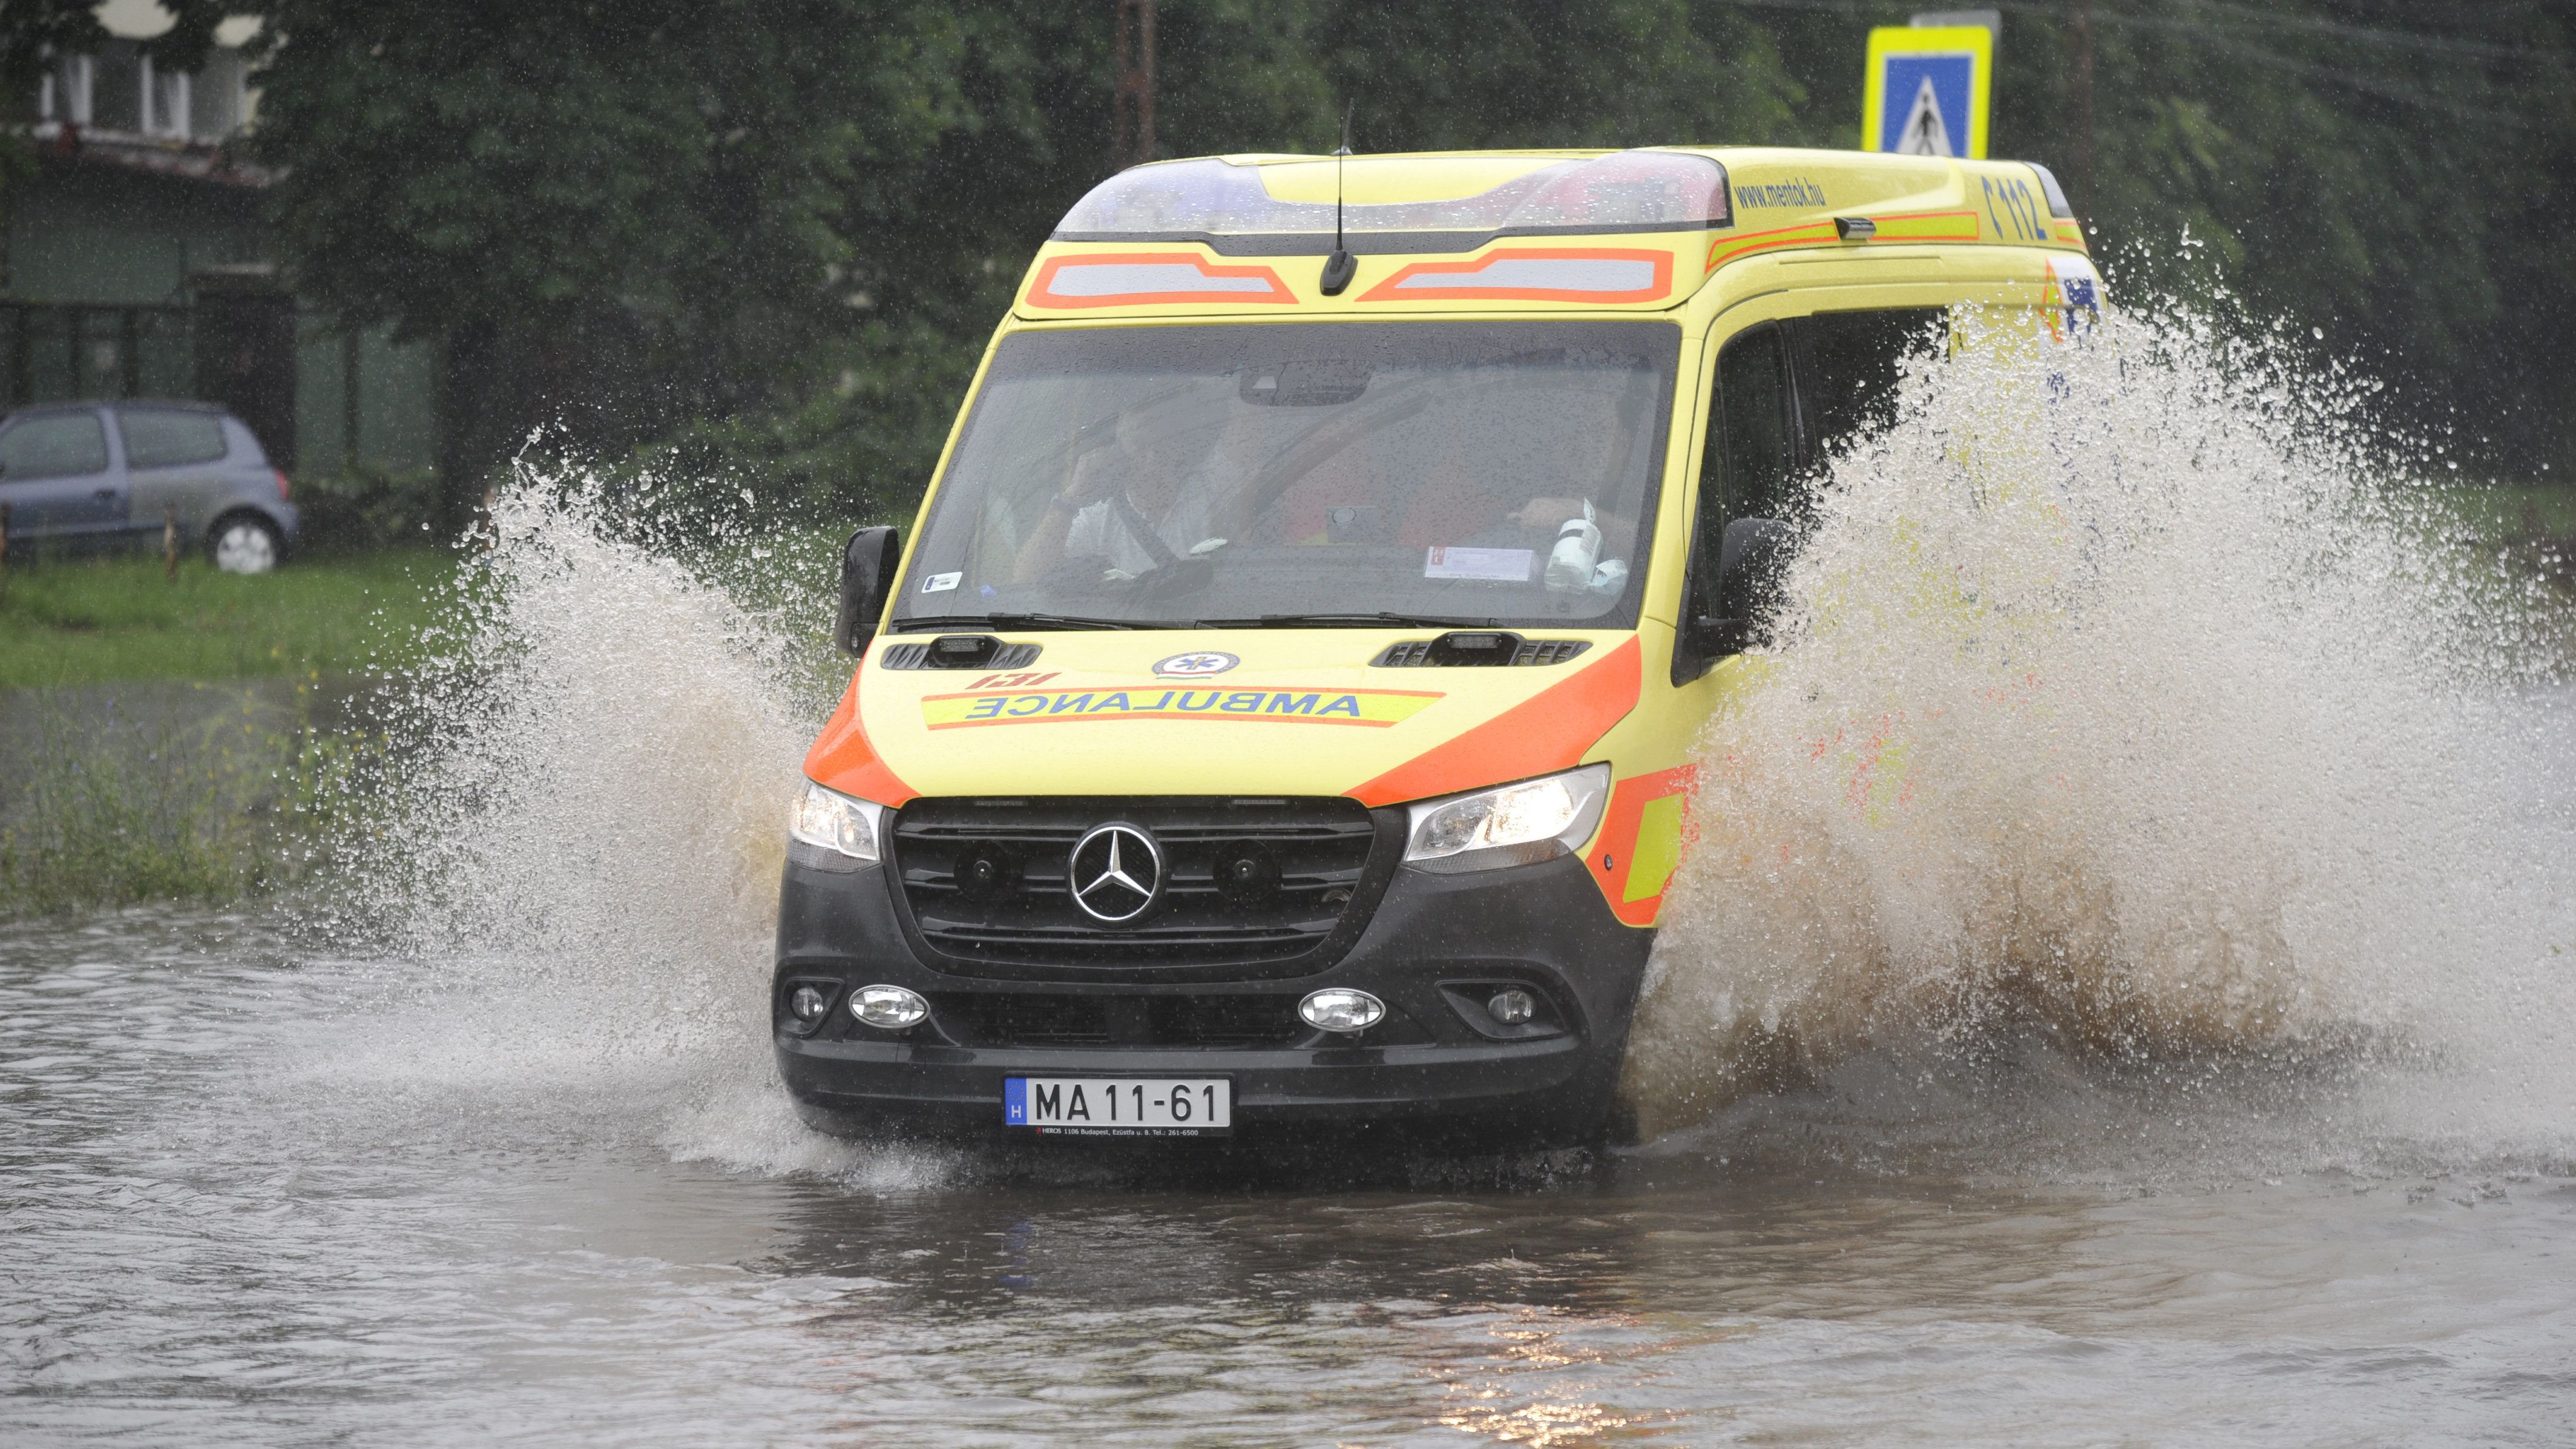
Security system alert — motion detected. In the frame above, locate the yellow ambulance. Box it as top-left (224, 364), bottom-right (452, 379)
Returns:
top-left (775, 146), bottom-right (2097, 1146)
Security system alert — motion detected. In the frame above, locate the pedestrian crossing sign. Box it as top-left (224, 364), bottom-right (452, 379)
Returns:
top-left (1863, 25), bottom-right (1992, 160)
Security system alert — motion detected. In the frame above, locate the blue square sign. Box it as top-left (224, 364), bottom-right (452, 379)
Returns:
top-left (1864, 25), bottom-right (1993, 159)
top-left (1879, 53), bottom-right (1976, 156)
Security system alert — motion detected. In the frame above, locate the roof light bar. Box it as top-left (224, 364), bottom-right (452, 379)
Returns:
top-left (1056, 150), bottom-right (1730, 245)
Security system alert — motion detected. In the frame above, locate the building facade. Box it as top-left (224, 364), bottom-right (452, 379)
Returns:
top-left (4, 22), bottom-right (436, 478)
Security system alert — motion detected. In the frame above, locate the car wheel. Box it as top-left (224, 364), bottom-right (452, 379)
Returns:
top-left (209, 513), bottom-right (283, 574)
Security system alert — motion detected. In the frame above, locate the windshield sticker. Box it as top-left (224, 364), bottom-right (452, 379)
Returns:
top-left (922, 686), bottom-right (1443, 731)
top-left (1424, 547), bottom-right (1533, 583)
top-left (921, 571), bottom-right (962, 594)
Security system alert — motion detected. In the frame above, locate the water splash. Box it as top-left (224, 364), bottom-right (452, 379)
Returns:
top-left (288, 476), bottom-right (933, 1177)
top-left (1624, 301), bottom-right (2576, 1162)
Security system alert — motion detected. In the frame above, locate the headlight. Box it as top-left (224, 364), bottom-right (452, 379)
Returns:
top-left (790, 781), bottom-right (883, 864)
top-left (1402, 763), bottom-right (1611, 874)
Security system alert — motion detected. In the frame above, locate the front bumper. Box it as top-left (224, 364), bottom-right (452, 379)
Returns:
top-left (772, 846), bottom-right (1653, 1147)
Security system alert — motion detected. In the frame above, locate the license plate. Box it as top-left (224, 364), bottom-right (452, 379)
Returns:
top-left (1005, 1077), bottom-right (1231, 1137)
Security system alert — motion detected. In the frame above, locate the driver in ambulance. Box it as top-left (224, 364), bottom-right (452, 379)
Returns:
top-left (1014, 409), bottom-right (1240, 582)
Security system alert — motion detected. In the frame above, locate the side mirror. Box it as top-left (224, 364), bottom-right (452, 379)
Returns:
top-left (833, 525), bottom-right (903, 657)
top-left (1686, 516), bottom-right (1792, 659)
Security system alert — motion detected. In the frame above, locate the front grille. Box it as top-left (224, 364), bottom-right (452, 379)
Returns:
top-left (890, 797), bottom-right (1390, 977)
top-left (930, 992), bottom-right (1310, 1047)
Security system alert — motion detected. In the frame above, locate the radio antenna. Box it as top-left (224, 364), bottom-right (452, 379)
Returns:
top-left (1321, 101), bottom-right (1357, 295)
top-left (1335, 101), bottom-right (1351, 246)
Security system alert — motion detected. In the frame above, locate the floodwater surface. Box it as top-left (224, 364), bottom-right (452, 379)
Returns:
top-left (4, 910), bottom-right (2572, 1446)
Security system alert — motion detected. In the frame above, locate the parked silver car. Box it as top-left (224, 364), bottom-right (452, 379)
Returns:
top-left (0, 399), bottom-right (300, 573)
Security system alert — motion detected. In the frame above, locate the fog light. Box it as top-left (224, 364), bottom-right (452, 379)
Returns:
top-left (1486, 988), bottom-right (1536, 1025)
top-left (851, 984), bottom-right (929, 1029)
top-left (789, 985), bottom-right (832, 1022)
top-left (1299, 987), bottom-right (1384, 1033)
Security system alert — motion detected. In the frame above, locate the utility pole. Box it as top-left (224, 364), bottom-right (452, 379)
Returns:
top-left (1111, 0), bottom-right (1157, 172)
top-left (2066, 0), bottom-right (2095, 221)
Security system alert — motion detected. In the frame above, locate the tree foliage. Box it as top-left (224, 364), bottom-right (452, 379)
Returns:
top-left (230, 0), bottom-right (2576, 524)
top-left (245, 0), bottom-right (981, 525)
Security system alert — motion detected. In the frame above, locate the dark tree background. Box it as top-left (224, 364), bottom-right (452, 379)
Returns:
top-left (188, 1), bottom-right (2576, 522)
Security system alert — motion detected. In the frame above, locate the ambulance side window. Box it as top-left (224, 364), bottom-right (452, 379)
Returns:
top-left (1676, 325), bottom-right (1793, 683)
top-left (1786, 307), bottom-right (1947, 477)
top-left (1714, 326), bottom-right (1792, 524)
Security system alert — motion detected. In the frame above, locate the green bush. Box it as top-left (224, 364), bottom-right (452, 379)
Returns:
top-left (291, 464), bottom-right (447, 553)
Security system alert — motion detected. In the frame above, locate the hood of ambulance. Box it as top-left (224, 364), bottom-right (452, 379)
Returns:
top-left (804, 630), bottom-right (1644, 808)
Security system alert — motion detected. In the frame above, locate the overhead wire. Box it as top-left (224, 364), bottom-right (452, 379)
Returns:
top-left (1709, 0), bottom-right (2570, 123)
top-left (2164, 0), bottom-right (2555, 62)
top-left (1716, 0), bottom-right (2559, 65)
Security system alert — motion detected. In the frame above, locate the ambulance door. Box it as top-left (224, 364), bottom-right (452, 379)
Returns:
top-left (1628, 284), bottom-right (2025, 924)
top-left (1571, 310), bottom-right (1800, 929)
top-left (1669, 300), bottom-right (1954, 687)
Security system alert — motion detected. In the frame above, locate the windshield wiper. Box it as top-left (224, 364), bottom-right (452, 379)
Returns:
top-left (1196, 612), bottom-right (1505, 629)
top-left (893, 613), bottom-right (1185, 632)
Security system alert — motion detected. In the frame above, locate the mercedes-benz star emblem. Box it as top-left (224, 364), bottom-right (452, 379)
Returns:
top-left (1068, 823), bottom-right (1162, 924)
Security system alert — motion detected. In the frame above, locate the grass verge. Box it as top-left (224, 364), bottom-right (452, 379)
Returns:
top-left (0, 548), bottom-right (456, 690)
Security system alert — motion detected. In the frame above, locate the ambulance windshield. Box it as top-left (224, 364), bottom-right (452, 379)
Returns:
top-left (894, 321), bottom-right (1678, 631)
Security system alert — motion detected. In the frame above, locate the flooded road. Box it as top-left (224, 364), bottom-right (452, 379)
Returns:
top-left (5, 908), bottom-right (2572, 1446)
top-left (12, 314), bottom-right (2576, 1443)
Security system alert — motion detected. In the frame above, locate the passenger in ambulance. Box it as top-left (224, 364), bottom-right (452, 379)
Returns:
top-left (1394, 443), bottom-right (1511, 547)
top-left (1256, 433), bottom-right (1575, 550)
top-left (1246, 447), bottom-right (1470, 550)
top-left (1253, 426), bottom-right (1635, 597)
top-left (1251, 435), bottom-right (1392, 545)
top-left (1399, 412), bottom-right (1641, 593)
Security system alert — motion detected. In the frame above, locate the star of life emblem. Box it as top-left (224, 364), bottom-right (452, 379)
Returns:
top-left (1152, 651), bottom-right (1240, 677)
